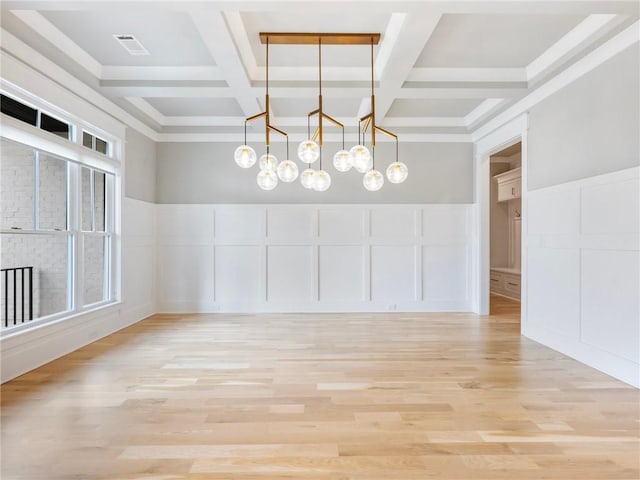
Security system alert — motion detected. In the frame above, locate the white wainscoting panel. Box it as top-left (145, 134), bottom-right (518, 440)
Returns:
top-left (158, 245), bottom-right (214, 307)
top-left (156, 204), bottom-right (213, 244)
top-left (156, 204), bottom-right (474, 313)
top-left (423, 206), bottom-right (471, 244)
top-left (213, 245), bottom-right (261, 302)
top-left (370, 207), bottom-right (417, 240)
top-left (371, 245), bottom-right (417, 302)
top-left (423, 246), bottom-right (469, 304)
top-left (267, 246), bottom-right (314, 302)
top-left (524, 167), bottom-right (640, 388)
top-left (214, 206), bottom-right (263, 241)
top-left (318, 208), bottom-right (364, 241)
top-left (2, 197), bottom-right (157, 382)
top-left (581, 249), bottom-right (639, 363)
top-left (527, 246), bottom-right (581, 337)
top-left (267, 207), bottom-right (316, 241)
top-left (318, 245), bottom-right (364, 302)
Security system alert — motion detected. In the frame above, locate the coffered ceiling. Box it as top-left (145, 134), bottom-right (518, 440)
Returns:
top-left (1, 1), bottom-right (638, 143)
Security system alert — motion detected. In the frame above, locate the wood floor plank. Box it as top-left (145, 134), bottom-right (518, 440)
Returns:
top-left (2, 295), bottom-right (638, 479)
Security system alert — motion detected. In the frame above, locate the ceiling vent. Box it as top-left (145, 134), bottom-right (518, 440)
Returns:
top-left (113, 34), bottom-right (149, 56)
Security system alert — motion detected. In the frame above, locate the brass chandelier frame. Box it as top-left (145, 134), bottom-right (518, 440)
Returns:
top-left (250, 32), bottom-right (392, 155)
top-left (243, 36), bottom-right (289, 158)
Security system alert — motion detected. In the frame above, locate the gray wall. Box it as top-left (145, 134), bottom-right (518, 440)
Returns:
top-left (528, 43), bottom-right (639, 190)
top-left (156, 141), bottom-right (473, 204)
top-left (125, 128), bottom-right (156, 202)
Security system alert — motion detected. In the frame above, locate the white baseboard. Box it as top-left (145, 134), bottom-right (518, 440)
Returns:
top-left (524, 323), bottom-right (640, 388)
top-left (0, 304), bottom-right (152, 383)
top-left (157, 300), bottom-right (473, 314)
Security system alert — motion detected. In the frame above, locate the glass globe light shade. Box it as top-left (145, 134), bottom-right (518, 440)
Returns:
top-left (258, 153), bottom-right (278, 171)
top-left (350, 144), bottom-right (372, 173)
top-left (386, 161), bottom-right (408, 184)
top-left (313, 170), bottom-right (332, 192)
top-left (234, 145), bottom-right (257, 168)
top-left (300, 168), bottom-right (316, 189)
top-left (276, 159), bottom-right (299, 183)
top-left (333, 149), bottom-right (353, 172)
top-left (297, 140), bottom-right (320, 163)
top-left (257, 169), bottom-right (278, 190)
top-left (363, 169), bottom-right (384, 191)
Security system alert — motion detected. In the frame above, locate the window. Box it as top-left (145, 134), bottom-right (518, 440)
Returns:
top-left (82, 131), bottom-right (109, 156)
top-left (40, 113), bottom-right (70, 139)
top-left (1, 94), bottom-right (71, 140)
top-left (80, 166), bottom-right (113, 306)
top-left (1, 140), bottom-right (71, 324)
top-left (0, 137), bottom-right (115, 329)
top-left (1, 94), bottom-right (37, 126)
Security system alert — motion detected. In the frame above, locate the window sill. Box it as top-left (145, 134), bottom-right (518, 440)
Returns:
top-left (1, 300), bottom-right (122, 341)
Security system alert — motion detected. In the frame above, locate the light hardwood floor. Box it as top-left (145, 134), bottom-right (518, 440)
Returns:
top-left (2, 295), bottom-right (638, 479)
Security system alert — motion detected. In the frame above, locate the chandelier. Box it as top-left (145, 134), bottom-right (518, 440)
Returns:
top-left (234, 32), bottom-right (408, 191)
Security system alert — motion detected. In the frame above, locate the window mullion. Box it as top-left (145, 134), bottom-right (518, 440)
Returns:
top-left (33, 151), bottom-right (39, 230)
top-left (69, 162), bottom-right (82, 311)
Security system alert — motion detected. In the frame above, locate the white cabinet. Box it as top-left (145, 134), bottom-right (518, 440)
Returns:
top-left (490, 268), bottom-right (521, 300)
top-left (494, 168), bottom-right (522, 202)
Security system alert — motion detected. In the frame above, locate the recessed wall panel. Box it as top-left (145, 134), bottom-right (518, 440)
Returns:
top-left (158, 245), bottom-right (213, 301)
top-left (157, 205), bottom-right (214, 241)
top-left (319, 246), bottom-right (364, 301)
top-left (581, 179), bottom-right (639, 235)
top-left (371, 245), bottom-right (416, 301)
top-left (214, 246), bottom-right (261, 302)
top-left (370, 208), bottom-right (416, 240)
top-left (318, 208), bottom-right (364, 241)
top-left (581, 249), bottom-right (639, 362)
top-left (423, 245), bottom-right (468, 300)
top-left (423, 206), bottom-right (469, 244)
top-left (123, 246), bottom-right (154, 304)
top-left (215, 207), bottom-right (263, 241)
top-left (527, 246), bottom-right (580, 337)
top-left (267, 246), bottom-right (313, 302)
top-left (528, 188), bottom-right (579, 236)
top-left (267, 207), bottom-right (315, 241)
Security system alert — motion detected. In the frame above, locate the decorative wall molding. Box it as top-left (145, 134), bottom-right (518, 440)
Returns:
top-left (524, 166), bottom-right (639, 388)
top-left (156, 204), bottom-right (474, 313)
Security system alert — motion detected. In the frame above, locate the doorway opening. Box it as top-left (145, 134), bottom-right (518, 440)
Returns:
top-left (489, 141), bottom-right (522, 323)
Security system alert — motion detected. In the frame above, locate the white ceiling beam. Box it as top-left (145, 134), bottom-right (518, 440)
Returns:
top-left (100, 86), bottom-right (237, 97)
top-left (252, 66), bottom-right (372, 82)
top-left (157, 132), bottom-right (472, 143)
top-left (374, 13), bottom-right (405, 80)
top-left (395, 88), bottom-right (524, 99)
top-left (11, 10), bottom-right (103, 79)
top-left (156, 116), bottom-right (468, 128)
top-left (254, 87), bottom-right (372, 98)
top-left (188, 7), bottom-right (260, 116)
top-left (100, 85), bottom-right (524, 99)
top-left (224, 11), bottom-right (260, 80)
top-left (124, 97), bottom-right (165, 124)
top-left (408, 68), bottom-right (527, 83)
top-left (373, 12), bottom-right (443, 121)
top-left (526, 13), bottom-right (621, 81)
top-left (380, 117), bottom-right (467, 128)
top-left (464, 98), bottom-right (504, 127)
top-left (102, 66), bottom-right (225, 81)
